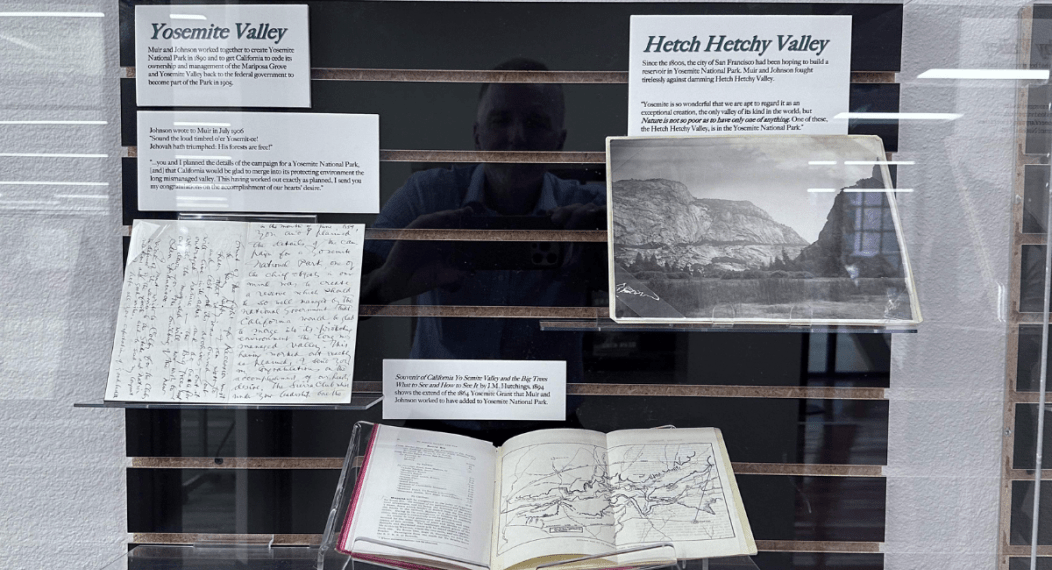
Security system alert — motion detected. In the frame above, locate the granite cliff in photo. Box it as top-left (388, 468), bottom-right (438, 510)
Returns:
top-left (612, 178), bottom-right (809, 272)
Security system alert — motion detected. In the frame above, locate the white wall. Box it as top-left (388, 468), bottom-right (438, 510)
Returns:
top-left (0, 2), bottom-right (126, 569)
top-left (888, 2), bottom-right (1022, 569)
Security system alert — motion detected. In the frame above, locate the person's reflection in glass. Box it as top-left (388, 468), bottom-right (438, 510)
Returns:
top-left (361, 59), bottom-right (605, 438)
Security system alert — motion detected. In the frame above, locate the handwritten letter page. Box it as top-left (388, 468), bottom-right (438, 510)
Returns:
top-left (106, 220), bottom-right (364, 404)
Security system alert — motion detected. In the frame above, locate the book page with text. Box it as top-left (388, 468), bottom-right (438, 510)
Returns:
top-left (492, 429), bottom-right (615, 570)
top-left (341, 425), bottom-right (497, 570)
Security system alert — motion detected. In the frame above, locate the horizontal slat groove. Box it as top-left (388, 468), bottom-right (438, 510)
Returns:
top-left (123, 147), bottom-right (605, 163)
top-left (1006, 468), bottom-right (1052, 480)
top-left (381, 150), bottom-right (605, 163)
top-left (754, 540), bottom-right (882, 553)
top-left (128, 534), bottom-right (882, 553)
top-left (1017, 233), bottom-right (1047, 245)
top-left (733, 463), bottom-right (883, 476)
top-left (359, 305), bottom-right (605, 319)
top-left (128, 457), bottom-right (883, 476)
top-left (851, 72), bottom-right (897, 83)
top-left (1018, 153), bottom-right (1047, 166)
top-left (1003, 545), bottom-right (1052, 556)
top-left (364, 228), bottom-right (607, 242)
top-left (351, 381), bottom-right (885, 400)
top-left (1010, 392), bottom-right (1049, 403)
top-left (314, 68), bottom-right (626, 83)
top-left (130, 457), bottom-right (343, 469)
top-left (130, 533), bottom-right (321, 546)
top-left (122, 225), bottom-right (607, 242)
top-left (568, 383), bottom-right (886, 400)
top-left (121, 67), bottom-right (894, 85)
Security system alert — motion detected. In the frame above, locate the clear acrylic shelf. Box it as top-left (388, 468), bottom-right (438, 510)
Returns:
top-left (73, 393), bottom-right (382, 411)
top-left (177, 212), bottom-right (320, 223)
top-left (539, 317), bottom-right (918, 334)
top-left (95, 545), bottom-right (757, 570)
top-left (97, 543), bottom-right (319, 570)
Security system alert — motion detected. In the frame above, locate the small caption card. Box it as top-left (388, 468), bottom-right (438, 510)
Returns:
top-left (135, 4), bottom-right (310, 107)
top-left (137, 110), bottom-right (379, 213)
top-left (628, 15), bottom-right (851, 136)
top-left (383, 360), bottom-right (566, 421)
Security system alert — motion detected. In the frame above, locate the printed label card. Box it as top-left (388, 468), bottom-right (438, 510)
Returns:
top-left (135, 4), bottom-right (310, 107)
top-left (629, 15), bottom-right (852, 136)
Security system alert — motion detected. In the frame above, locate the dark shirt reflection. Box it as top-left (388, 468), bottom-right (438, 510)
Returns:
top-left (361, 59), bottom-right (605, 433)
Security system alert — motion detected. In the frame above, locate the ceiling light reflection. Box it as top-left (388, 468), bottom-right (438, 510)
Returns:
top-left (0, 181), bottom-right (107, 186)
top-left (0, 120), bottom-right (107, 125)
top-left (918, 69), bottom-right (1049, 80)
top-left (0, 153), bottom-right (108, 158)
top-left (0, 200), bottom-right (60, 205)
top-left (834, 112), bottom-right (961, 121)
top-left (0, 12), bottom-right (104, 17)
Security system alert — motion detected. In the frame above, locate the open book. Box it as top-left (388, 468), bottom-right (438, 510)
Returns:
top-left (337, 425), bottom-right (755, 570)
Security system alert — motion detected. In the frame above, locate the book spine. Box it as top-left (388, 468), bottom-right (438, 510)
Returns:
top-left (336, 424), bottom-right (382, 554)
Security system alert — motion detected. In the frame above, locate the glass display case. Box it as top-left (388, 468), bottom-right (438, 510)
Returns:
top-left (1, 1), bottom-right (1048, 570)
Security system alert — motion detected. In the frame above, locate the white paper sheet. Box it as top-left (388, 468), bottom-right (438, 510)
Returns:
top-left (137, 111), bottom-right (380, 213)
top-left (106, 220), bottom-right (364, 404)
top-left (382, 359), bottom-right (566, 421)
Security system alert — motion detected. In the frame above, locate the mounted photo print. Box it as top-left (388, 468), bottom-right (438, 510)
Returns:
top-left (606, 135), bottom-right (921, 325)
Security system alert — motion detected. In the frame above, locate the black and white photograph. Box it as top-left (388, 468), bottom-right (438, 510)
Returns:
top-left (607, 135), bottom-right (920, 325)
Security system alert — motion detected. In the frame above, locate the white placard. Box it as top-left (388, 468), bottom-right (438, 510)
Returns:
top-left (383, 360), bottom-right (566, 421)
top-left (135, 4), bottom-right (310, 107)
top-left (628, 15), bottom-right (851, 136)
top-left (138, 111), bottom-right (379, 213)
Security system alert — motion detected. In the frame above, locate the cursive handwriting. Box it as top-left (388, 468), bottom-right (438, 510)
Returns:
top-left (107, 221), bottom-right (363, 404)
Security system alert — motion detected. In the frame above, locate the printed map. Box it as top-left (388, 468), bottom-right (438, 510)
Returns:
top-left (497, 441), bottom-right (734, 555)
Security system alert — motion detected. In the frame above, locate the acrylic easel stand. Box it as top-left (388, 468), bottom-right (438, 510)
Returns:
top-left (316, 423), bottom-right (761, 570)
top-left (318, 421), bottom-right (375, 570)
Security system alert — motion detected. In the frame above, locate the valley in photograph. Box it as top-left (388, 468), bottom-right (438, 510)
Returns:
top-left (607, 136), bottom-right (917, 323)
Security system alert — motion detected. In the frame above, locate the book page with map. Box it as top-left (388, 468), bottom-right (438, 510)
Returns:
top-left (492, 429), bottom-right (616, 570)
top-left (606, 428), bottom-right (756, 560)
top-left (491, 427), bottom-right (754, 570)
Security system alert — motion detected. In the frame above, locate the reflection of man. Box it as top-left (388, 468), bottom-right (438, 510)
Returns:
top-left (361, 58), bottom-right (605, 380)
